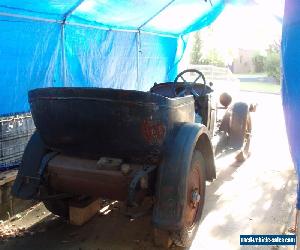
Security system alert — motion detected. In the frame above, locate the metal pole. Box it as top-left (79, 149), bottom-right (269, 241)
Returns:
top-left (138, 0), bottom-right (176, 29)
top-left (0, 12), bottom-right (62, 24)
top-left (61, 24), bottom-right (67, 86)
top-left (0, 12), bottom-right (178, 38)
top-left (136, 31), bottom-right (141, 89)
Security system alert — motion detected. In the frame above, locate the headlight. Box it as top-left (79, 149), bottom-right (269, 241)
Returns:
top-left (219, 92), bottom-right (232, 107)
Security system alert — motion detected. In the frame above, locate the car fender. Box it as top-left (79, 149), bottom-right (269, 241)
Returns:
top-left (219, 102), bottom-right (250, 149)
top-left (12, 132), bottom-right (48, 199)
top-left (152, 122), bottom-right (216, 230)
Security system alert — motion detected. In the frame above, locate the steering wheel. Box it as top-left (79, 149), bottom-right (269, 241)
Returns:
top-left (174, 69), bottom-right (207, 97)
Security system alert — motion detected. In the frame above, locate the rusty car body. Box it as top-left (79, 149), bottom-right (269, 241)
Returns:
top-left (12, 69), bottom-right (253, 248)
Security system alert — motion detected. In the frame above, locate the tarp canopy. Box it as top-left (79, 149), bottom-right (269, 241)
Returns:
top-left (0, 0), bottom-right (226, 116)
top-left (1, 0), bottom-right (300, 211)
top-left (281, 0), bottom-right (300, 208)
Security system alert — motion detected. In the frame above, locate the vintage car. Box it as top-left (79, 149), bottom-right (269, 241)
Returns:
top-left (12, 69), bottom-right (253, 248)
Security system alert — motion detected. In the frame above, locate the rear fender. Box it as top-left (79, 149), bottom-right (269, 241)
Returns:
top-left (152, 122), bottom-right (216, 230)
top-left (12, 132), bottom-right (48, 200)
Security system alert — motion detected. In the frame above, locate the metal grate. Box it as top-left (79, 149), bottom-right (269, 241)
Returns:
top-left (0, 113), bottom-right (35, 171)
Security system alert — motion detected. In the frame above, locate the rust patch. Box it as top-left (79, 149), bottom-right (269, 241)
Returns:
top-left (141, 119), bottom-right (166, 145)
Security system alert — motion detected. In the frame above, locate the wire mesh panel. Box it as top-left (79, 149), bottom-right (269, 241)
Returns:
top-left (0, 113), bottom-right (35, 171)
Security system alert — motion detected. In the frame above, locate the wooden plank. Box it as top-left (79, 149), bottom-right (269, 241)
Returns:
top-left (0, 170), bottom-right (18, 186)
top-left (69, 199), bottom-right (100, 226)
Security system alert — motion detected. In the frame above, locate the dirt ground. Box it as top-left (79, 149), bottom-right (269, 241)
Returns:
top-left (0, 92), bottom-right (297, 250)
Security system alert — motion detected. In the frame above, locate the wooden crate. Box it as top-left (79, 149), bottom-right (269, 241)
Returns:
top-left (69, 198), bottom-right (100, 226)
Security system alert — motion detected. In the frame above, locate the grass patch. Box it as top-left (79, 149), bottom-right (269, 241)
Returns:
top-left (239, 82), bottom-right (281, 94)
top-left (235, 73), bottom-right (267, 78)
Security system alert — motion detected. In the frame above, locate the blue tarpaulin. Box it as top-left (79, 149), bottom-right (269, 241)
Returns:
top-left (282, 0), bottom-right (300, 208)
top-left (1, 0), bottom-right (300, 209)
top-left (0, 0), bottom-right (226, 116)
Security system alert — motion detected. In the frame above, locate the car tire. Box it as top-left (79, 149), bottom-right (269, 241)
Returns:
top-left (229, 102), bottom-right (252, 161)
top-left (153, 150), bottom-right (206, 248)
top-left (229, 102), bottom-right (251, 147)
top-left (43, 195), bottom-right (70, 218)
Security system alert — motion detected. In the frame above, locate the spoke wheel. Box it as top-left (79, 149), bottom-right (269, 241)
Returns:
top-left (173, 69), bottom-right (207, 97)
top-left (154, 150), bottom-right (206, 248)
top-left (42, 188), bottom-right (70, 218)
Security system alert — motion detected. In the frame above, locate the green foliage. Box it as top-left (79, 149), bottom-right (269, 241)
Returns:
top-left (239, 82), bottom-right (280, 94)
top-left (200, 49), bottom-right (225, 67)
top-left (252, 53), bottom-right (266, 73)
top-left (190, 29), bottom-right (225, 67)
top-left (190, 31), bottom-right (203, 64)
top-left (265, 41), bottom-right (281, 82)
top-left (265, 53), bottom-right (280, 82)
top-left (268, 40), bottom-right (280, 54)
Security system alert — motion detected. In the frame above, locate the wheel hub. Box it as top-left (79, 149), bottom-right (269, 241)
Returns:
top-left (191, 189), bottom-right (201, 207)
top-left (185, 165), bottom-right (201, 227)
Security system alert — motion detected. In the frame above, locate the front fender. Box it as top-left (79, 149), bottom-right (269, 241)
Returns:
top-left (152, 122), bottom-right (215, 230)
